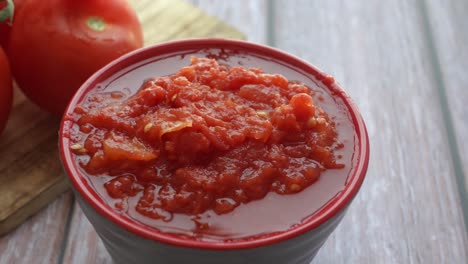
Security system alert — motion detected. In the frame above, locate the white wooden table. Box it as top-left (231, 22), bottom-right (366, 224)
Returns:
top-left (1, 1), bottom-right (467, 263)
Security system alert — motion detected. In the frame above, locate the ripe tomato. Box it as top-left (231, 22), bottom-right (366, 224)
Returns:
top-left (9, 0), bottom-right (143, 115)
top-left (0, 47), bottom-right (12, 135)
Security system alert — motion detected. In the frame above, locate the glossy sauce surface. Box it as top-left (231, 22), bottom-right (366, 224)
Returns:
top-left (68, 50), bottom-right (357, 241)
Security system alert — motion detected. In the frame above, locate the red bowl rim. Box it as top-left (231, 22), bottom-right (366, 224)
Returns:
top-left (59, 38), bottom-right (369, 250)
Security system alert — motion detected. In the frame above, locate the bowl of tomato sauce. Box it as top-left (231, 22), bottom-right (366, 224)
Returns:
top-left (59, 38), bottom-right (369, 264)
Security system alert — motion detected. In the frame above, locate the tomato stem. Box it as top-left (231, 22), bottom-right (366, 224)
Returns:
top-left (0, 0), bottom-right (14, 25)
top-left (87, 16), bottom-right (106, 31)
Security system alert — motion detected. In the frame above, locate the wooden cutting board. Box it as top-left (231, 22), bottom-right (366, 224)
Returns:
top-left (0, 0), bottom-right (244, 236)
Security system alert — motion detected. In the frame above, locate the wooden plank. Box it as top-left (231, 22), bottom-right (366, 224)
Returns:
top-left (0, 86), bottom-right (66, 236)
top-left (273, 0), bottom-right (468, 263)
top-left (425, 0), bottom-right (468, 213)
top-left (133, 0), bottom-right (244, 44)
top-left (61, 0), bottom-right (246, 262)
top-left (0, 192), bottom-right (73, 263)
top-left (187, 0), bottom-right (268, 44)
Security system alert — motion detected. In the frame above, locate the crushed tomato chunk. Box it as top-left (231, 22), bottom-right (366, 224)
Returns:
top-left (70, 57), bottom-right (344, 219)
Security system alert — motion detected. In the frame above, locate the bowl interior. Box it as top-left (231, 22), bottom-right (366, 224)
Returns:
top-left (59, 39), bottom-right (369, 250)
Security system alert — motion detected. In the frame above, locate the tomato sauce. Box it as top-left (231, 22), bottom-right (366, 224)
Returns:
top-left (68, 54), bottom-right (356, 241)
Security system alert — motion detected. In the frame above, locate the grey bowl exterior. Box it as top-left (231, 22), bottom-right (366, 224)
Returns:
top-left (73, 187), bottom-right (347, 264)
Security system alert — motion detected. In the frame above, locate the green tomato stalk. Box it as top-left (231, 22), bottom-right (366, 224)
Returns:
top-left (0, 0), bottom-right (14, 25)
top-left (87, 16), bottom-right (107, 32)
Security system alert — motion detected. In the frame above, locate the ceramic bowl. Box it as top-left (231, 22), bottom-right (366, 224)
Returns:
top-left (59, 38), bottom-right (369, 264)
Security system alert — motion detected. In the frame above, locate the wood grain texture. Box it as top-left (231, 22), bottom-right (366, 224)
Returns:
top-left (273, 0), bottom-right (468, 263)
top-left (130, 0), bottom-right (245, 45)
top-left (186, 0), bottom-right (268, 44)
top-left (0, 192), bottom-right (72, 264)
top-left (425, 0), bottom-right (468, 210)
top-left (61, 1), bottom-right (245, 263)
top-left (0, 86), bottom-right (68, 235)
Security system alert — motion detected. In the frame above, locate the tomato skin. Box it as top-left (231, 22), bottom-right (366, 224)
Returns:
top-left (0, 47), bottom-right (12, 135)
top-left (9, 0), bottom-right (143, 115)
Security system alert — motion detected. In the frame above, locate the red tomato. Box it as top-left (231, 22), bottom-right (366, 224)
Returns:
top-left (0, 47), bottom-right (12, 135)
top-left (9, 0), bottom-right (143, 115)
top-left (0, 0), bottom-right (24, 51)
